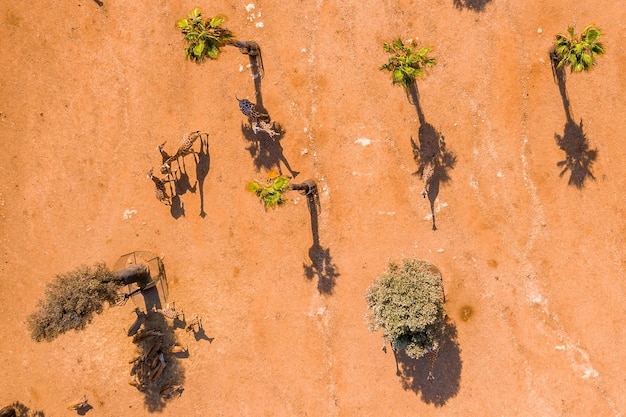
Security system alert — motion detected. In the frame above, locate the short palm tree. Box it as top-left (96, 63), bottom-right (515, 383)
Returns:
top-left (247, 171), bottom-right (316, 210)
top-left (553, 24), bottom-right (605, 73)
top-left (176, 8), bottom-right (260, 63)
top-left (380, 38), bottom-right (436, 91)
top-left (247, 171), bottom-right (291, 210)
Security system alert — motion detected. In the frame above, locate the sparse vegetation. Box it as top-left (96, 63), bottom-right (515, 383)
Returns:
top-left (27, 263), bottom-right (123, 342)
top-left (366, 259), bottom-right (446, 359)
top-left (246, 171), bottom-right (292, 210)
top-left (176, 8), bottom-right (260, 63)
top-left (553, 24), bottom-right (605, 73)
top-left (380, 38), bottom-right (436, 91)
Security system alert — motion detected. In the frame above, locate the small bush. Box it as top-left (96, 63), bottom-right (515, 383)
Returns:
top-left (28, 263), bottom-right (121, 342)
top-left (366, 259), bottom-right (446, 359)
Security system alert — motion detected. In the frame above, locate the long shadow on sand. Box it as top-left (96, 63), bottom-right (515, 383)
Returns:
top-left (195, 134), bottom-right (211, 217)
top-left (551, 54), bottom-right (597, 188)
top-left (129, 287), bottom-right (185, 412)
top-left (408, 84), bottom-right (457, 230)
top-left (392, 320), bottom-right (461, 406)
top-left (239, 55), bottom-right (299, 179)
top-left (241, 122), bottom-right (299, 178)
top-left (298, 181), bottom-right (339, 295)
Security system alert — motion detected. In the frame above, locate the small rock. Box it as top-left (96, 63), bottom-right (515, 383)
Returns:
top-left (537, 28), bottom-right (542, 34)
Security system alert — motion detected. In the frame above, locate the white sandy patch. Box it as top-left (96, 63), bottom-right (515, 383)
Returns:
top-left (355, 137), bottom-right (371, 146)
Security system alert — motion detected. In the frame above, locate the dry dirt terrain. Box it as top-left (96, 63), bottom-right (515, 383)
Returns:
top-left (1, 0), bottom-right (625, 416)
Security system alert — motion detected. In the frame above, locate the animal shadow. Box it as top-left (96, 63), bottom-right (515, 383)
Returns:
top-left (551, 53), bottom-right (597, 188)
top-left (392, 320), bottom-right (462, 406)
top-left (453, 0), bottom-right (492, 12)
top-left (241, 122), bottom-right (300, 178)
top-left (408, 84), bottom-right (457, 230)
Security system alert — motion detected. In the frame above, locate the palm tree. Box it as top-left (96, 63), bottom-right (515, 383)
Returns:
top-left (247, 171), bottom-right (316, 210)
top-left (380, 38), bottom-right (436, 92)
top-left (176, 8), bottom-right (261, 64)
top-left (553, 24), bottom-right (605, 73)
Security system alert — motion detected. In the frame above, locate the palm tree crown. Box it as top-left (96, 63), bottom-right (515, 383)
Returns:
top-left (247, 171), bottom-right (291, 210)
top-left (553, 24), bottom-right (605, 73)
top-left (176, 8), bottom-right (234, 63)
top-left (380, 38), bottom-right (436, 90)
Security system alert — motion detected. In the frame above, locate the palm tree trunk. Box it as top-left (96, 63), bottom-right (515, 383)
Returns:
top-left (231, 40), bottom-right (261, 56)
top-left (289, 179), bottom-right (317, 196)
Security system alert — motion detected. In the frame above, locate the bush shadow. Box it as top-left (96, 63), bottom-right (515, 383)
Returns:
top-left (550, 53), bottom-right (598, 188)
top-left (299, 182), bottom-right (339, 295)
top-left (129, 310), bottom-right (186, 412)
top-left (393, 320), bottom-right (462, 406)
top-left (408, 84), bottom-right (457, 230)
top-left (453, 0), bottom-right (492, 12)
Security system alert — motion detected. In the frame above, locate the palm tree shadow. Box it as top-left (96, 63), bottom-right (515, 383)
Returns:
top-left (298, 182), bottom-right (339, 295)
top-left (195, 134), bottom-right (211, 217)
top-left (392, 320), bottom-right (462, 406)
top-left (4, 401), bottom-right (46, 417)
top-left (452, 0), bottom-right (492, 11)
top-left (241, 122), bottom-right (300, 178)
top-left (550, 53), bottom-right (598, 188)
top-left (408, 84), bottom-right (457, 230)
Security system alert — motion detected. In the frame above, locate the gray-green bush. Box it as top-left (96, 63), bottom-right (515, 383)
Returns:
top-left (28, 263), bottom-right (121, 342)
top-left (366, 259), bottom-right (446, 359)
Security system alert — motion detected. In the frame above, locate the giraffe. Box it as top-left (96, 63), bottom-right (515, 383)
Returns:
top-left (147, 168), bottom-right (172, 206)
top-left (236, 97), bottom-right (279, 137)
top-left (159, 131), bottom-right (203, 175)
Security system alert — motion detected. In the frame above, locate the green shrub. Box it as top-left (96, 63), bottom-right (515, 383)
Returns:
top-left (366, 259), bottom-right (446, 359)
top-left (380, 38), bottom-right (436, 91)
top-left (553, 24), bottom-right (605, 73)
top-left (28, 263), bottom-right (121, 342)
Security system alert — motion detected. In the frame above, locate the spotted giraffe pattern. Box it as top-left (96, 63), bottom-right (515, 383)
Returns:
top-left (147, 168), bottom-right (172, 206)
top-left (160, 131), bottom-right (202, 175)
top-left (236, 97), bottom-right (279, 137)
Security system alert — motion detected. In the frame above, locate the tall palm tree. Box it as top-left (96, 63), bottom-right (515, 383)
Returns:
top-left (553, 24), bottom-right (605, 73)
top-left (380, 38), bottom-right (436, 92)
top-left (176, 8), bottom-right (261, 63)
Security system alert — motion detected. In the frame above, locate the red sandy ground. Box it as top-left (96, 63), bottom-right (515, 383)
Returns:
top-left (1, 0), bottom-right (626, 416)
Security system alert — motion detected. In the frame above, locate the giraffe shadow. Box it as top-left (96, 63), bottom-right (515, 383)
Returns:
top-left (241, 122), bottom-right (300, 178)
top-left (195, 134), bottom-right (211, 217)
top-left (169, 195), bottom-right (184, 219)
top-left (452, 0), bottom-right (492, 11)
top-left (550, 53), bottom-right (598, 188)
top-left (173, 156), bottom-right (197, 197)
top-left (392, 320), bottom-right (462, 406)
top-left (408, 84), bottom-right (457, 230)
top-left (298, 182), bottom-right (339, 295)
